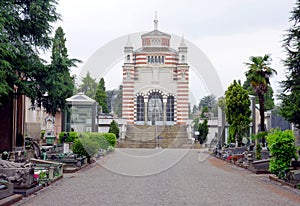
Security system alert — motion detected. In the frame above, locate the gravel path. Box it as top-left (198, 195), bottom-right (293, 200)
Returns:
top-left (14, 149), bottom-right (300, 206)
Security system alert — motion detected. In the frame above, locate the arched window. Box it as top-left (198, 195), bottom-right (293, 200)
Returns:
top-left (136, 96), bottom-right (144, 122)
top-left (162, 56), bottom-right (165, 64)
top-left (127, 55), bottom-right (130, 61)
top-left (181, 55), bottom-right (185, 62)
top-left (158, 56), bottom-right (161, 64)
top-left (154, 56), bottom-right (157, 64)
top-left (166, 96), bottom-right (175, 122)
top-left (148, 56), bottom-right (150, 63)
top-left (151, 56), bottom-right (154, 63)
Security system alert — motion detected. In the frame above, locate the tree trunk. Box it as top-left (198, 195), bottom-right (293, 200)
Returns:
top-left (258, 93), bottom-right (266, 146)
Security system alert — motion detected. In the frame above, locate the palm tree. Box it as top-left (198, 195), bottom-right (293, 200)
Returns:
top-left (245, 54), bottom-right (277, 145)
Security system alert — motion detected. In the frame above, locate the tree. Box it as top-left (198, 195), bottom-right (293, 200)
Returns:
top-left (225, 80), bottom-right (251, 145)
top-left (108, 120), bottom-right (120, 139)
top-left (199, 94), bottom-right (218, 117)
top-left (95, 78), bottom-right (109, 113)
top-left (279, 0), bottom-right (300, 128)
top-left (0, 0), bottom-right (60, 105)
top-left (199, 94), bottom-right (216, 111)
top-left (243, 78), bottom-right (275, 111)
top-left (192, 105), bottom-right (198, 114)
top-left (193, 117), bottom-right (208, 144)
top-left (245, 55), bottom-right (277, 145)
top-left (114, 85), bottom-right (123, 117)
top-left (79, 71), bottom-right (97, 99)
top-left (198, 119), bottom-right (209, 144)
top-left (36, 27), bottom-right (80, 115)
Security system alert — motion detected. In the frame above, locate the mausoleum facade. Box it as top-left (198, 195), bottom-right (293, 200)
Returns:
top-left (122, 16), bottom-right (189, 125)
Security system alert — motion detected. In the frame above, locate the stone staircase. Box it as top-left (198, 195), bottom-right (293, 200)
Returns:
top-left (117, 125), bottom-right (201, 149)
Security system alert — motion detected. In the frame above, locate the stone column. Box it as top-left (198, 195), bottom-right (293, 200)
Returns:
top-left (163, 98), bottom-right (167, 125)
top-left (144, 99), bottom-right (148, 125)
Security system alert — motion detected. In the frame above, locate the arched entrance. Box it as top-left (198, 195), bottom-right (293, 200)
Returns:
top-left (148, 92), bottom-right (163, 125)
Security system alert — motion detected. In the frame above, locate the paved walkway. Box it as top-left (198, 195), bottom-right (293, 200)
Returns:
top-left (14, 149), bottom-right (300, 206)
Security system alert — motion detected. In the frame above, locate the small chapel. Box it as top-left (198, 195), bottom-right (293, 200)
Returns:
top-left (122, 14), bottom-right (189, 126)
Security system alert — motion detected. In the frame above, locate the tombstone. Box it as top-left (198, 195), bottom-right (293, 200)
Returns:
top-left (63, 143), bottom-right (70, 154)
top-left (0, 160), bottom-right (34, 189)
top-left (290, 170), bottom-right (300, 181)
top-left (44, 116), bottom-right (56, 145)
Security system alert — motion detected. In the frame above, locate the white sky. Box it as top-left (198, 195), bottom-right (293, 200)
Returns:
top-left (47, 0), bottom-right (295, 104)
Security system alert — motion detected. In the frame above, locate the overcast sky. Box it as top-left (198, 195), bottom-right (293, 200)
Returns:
top-left (50, 0), bottom-right (295, 103)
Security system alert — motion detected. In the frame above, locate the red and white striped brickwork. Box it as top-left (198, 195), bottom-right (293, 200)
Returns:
top-left (176, 64), bottom-right (189, 125)
top-left (122, 64), bottom-right (135, 124)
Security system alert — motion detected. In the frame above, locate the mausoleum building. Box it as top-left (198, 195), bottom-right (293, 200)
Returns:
top-left (122, 16), bottom-right (189, 125)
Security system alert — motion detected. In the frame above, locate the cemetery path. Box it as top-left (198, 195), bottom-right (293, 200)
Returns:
top-left (14, 149), bottom-right (300, 206)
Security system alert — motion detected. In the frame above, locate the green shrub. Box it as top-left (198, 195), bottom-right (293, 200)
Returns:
top-left (255, 143), bottom-right (262, 160)
top-left (267, 129), bottom-right (297, 178)
top-left (253, 131), bottom-right (268, 141)
top-left (107, 145), bottom-right (115, 152)
top-left (108, 120), bottom-right (120, 139)
top-left (88, 133), bottom-right (110, 150)
top-left (72, 137), bottom-right (99, 158)
top-left (103, 133), bottom-right (117, 148)
top-left (59, 131), bottom-right (78, 143)
top-left (41, 130), bottom-right (45, 139)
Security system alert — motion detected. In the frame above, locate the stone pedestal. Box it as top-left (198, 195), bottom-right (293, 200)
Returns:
top-left (0, 181), bottom-right (13, 200)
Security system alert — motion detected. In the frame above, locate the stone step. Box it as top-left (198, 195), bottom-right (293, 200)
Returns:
top-left (121, 125), bottom-right (191, 148)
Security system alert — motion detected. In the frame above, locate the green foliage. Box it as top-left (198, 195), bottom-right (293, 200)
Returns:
top-left (77, 132), bottom-right (116, 151)
top-left (225, 80), bottom-right (251, 145)
top-left (108, 120), bottom-right (120, 139)
top-left (39, 171), bottom-right (47, 180)
top-left (199, 94), bottom-right (218, 117)
top-left (113, 85), bottom-right (123, 117)
top-left (0, 0), bottom-right (60, 107)
top-left (255, 143), bottom-right (262, 160)
top-left (228, 126), bottom-right (236, 144)
top-left (199, 94), bottom-right (216, 110)
top-left (78, 71), bottom-right (97, 99)
top-left (107, 145), bottom-right (115, 152)
top-left (41, 130), bottom-right (46, 139)
top-left (37, 27), bottom-right (80, 115)
top-left (95, 78), bottom-right (109, 113)
top-left (103, 133), bottom-right (117, 148)
top-left (217, 97), bottom-right (226, 111)
top-left (193, 117), bottom-right (209, 144)
top-left (88, 133), bottom-right (110, 150)
top-left (242, 78), bottom-right (275, 111)
top-left (267, 130), bottom-right (297, 178)
top-left (72, 136), bottom-right (99, 158)
top-left (252, 131), bottom-right (269, 141)
top-left (245, 54), bottom-right (277, 133)
top-left (59, 131), bottom-right (78, 143)
top-left (279, 1), bottom-right (300, 129)
top-left (198, 119), bottom-right (209, 144)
